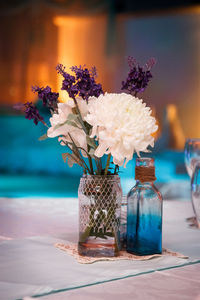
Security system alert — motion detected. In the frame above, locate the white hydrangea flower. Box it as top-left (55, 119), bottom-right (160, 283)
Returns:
top-left (47, 98), bottom-right (88, 156)
top-left (85, 92), bottom-right (158, 167)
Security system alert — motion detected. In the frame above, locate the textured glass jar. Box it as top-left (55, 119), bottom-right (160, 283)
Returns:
top-left (78, 175), bottom-right (122, 257)
top-left (127, 158), bottom-right (162, 255)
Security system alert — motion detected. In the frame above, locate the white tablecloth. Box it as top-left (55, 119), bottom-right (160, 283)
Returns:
top-left (0, 197), bottom-right (200, 300)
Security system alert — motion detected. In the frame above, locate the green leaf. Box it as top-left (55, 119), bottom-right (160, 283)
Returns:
top-left (68, 134), bottom-right (82, 158)
top-left (62, 153), bottom-right (68, 163)
top-left (64, 120), bottom-right (80, 128)
top-left (38, 134), bottom-right (48, 141)
top-left (67, 113), bottom-right (79, 122)
top-left (53, 113), bottom-right (81, 131)
top-left (86, 136), bottom-right (97, 149)
top-left (68, 157), bottom-right (74, 168)
top-left (54, 119), bottom-right (79, 130)
top-left (62, 152), bottom-right (82, 168)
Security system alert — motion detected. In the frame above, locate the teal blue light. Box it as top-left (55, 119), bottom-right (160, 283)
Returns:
top-left (0, 115), bottom-right (189, 198)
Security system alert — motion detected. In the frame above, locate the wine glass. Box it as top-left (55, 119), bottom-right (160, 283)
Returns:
top-left (184, 139), bottom-right (200, 178)
top-left (184, 138), bottom-right (200, 227)
top-left (191, 162), bottom-right (200, 228)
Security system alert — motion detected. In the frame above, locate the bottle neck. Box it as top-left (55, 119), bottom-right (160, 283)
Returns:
top-left (136, 180), bottom-right (154, 186)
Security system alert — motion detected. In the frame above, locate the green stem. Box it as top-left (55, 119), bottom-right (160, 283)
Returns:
top-left (95, 158), bottom-right (102, 175)
top-left (104, 153), bottom-right (111, 175)
top-left (88, 154), bottom-right (94, 175)
top-left (63, 139), bottom-right (91, 174)
top-left (73, 97), bottom-right (95, 175)
top-left (114, 164), bottom-right (118, 175)
top-left (41, 120), bottom-right (49, 128)
top-left (73, 98), bottom-right (87, 134)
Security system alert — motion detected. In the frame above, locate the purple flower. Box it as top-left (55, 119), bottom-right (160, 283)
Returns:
top-left (14, 102), bottom-right (44, 125)
top-left (56, 64), bottom-right (77, 98)
top-left (32, 85), bottom-right (59, 109)
top-left (56, 64), bottom-right (103, 102)
top-left (122, 57), bottom-right (156, 96)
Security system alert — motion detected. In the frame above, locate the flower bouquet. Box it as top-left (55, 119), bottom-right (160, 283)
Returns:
top-left (15, 57), bottom-right (158, 257)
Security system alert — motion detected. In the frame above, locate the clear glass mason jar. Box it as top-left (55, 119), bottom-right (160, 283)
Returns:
top-left (127, 158), bottom-right (163, 255)
top-left (78, 175), bottom-right (122, 257)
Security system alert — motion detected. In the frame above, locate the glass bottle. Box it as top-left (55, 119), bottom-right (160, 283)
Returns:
top-left (127, 157), bottom-right (162, 255)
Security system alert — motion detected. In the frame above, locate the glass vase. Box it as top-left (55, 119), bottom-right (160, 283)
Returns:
top-left (127, 158), bottom-right (163, 255)
top-left (78, 175), bottom-right (122, 257)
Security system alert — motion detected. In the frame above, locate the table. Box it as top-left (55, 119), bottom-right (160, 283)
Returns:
top-left (0, 197), bottom-right (200, 300)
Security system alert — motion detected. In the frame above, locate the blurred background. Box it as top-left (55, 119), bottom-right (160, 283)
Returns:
top-left (0, 0), bottom-right (199, 198)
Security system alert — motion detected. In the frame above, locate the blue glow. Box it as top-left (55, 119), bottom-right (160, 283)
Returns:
top-left (0, 115), bottom-right (189, 198)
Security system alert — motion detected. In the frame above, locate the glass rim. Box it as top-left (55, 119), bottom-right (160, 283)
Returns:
top-left (136, 157), bottom-right (154, 161)
top-left (82, 174), bottom-right (120, 179)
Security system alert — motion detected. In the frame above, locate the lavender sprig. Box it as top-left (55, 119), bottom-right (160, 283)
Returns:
top-left (56, 64), bottom-right (102, 174)
top-left (32, 85), bottom-right (59, 110)
top-left (56, 64), bottom-right (103, 102)
top-left (56, 64), bottom-right (77, 99)
top-left (122, 57), bottom-right (156, 96)
top-left (14, 102), bottom-right (44, 125)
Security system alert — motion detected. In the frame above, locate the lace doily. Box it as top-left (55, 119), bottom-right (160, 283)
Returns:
top-left (54, 243), bottom-right (188, 264)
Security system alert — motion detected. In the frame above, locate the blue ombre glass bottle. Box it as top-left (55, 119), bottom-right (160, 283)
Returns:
top-left (127, 157), bottom-right (163, 255)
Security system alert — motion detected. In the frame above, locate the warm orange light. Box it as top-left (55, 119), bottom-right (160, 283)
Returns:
top-left (54, 17), bottom-right (78, 102)
top-left (166, 104), bottom-right (185, 150)
top-left (53, 14), bottom-right (115, 102)
top-left (54, 16), bottom-right (98, 102)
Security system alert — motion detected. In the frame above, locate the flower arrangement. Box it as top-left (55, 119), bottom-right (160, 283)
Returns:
top-left (14, 57), bottom-right (158, 176)
top-left (14, 57), bottom-right (158, 256)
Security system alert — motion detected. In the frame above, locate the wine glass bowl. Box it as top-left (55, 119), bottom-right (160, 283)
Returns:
top-left (184, 138), bottom-right (200, 228)
top-left (191, 162), bottom-right (200, 228)
top-left (184, 139), bottom-right (200, 178)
